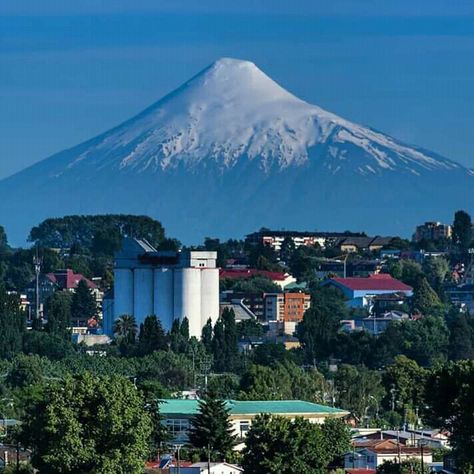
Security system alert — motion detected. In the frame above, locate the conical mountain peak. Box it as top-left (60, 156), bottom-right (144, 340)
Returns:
top-left (0, 58), bottom-right (471, 244)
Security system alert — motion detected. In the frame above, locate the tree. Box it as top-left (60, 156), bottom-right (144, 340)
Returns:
top-left (448, 312), bottom-right (474, 360)
top-left (20, 373), bottom-right (152, 474)
top-left (388, 260), bottom-right (423, 287)
top-left (424, 360), bottom-right (474, 471)
top-left (377, 459), bottom-right (430, 473)
top-left (320, 418), bottom-right (352, 466)
top-left (169, 318), bottom-right (189, 353)
top-left (201, 318), bottom-right (213, 353)
top-left (44, 291), bottom-right (72, 337)
top-left (412, 276), bottom-right (442, 315)
top-left (381, 356), bottom-right (426, 415)
top-left (71, 279), bottom-right (97, 325)
top-left (242, 414), bottom-right (349, 474)
top-left (138, 315), bottom-right (168, 355)
top-left (296, 287), bottom-right (348, 363)
top-left (189, 394), bottom-right (236, 460)
top-left (113, 314), bottom-right (137, 345)
top-left (334, 364), bottom-right (384, 421)
top-left (453, 210), bottom-right (472, 252)
top-left (0, 287), bottom-right (25, 359)
top-left (22, 331), bottom-right (76, 360)
top-left (212, 309), bottom-right (239, 372)
top-left (29, 214), bottom-right (166, 250)
top-left (6, 354), bottom-right (44, 389)
top-left (376, 316), bottom-right (449, 367)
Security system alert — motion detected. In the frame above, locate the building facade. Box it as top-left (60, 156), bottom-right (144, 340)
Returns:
top-left (264, 292), bottom-right (311, 322)
top-left (105, 238), bottom-right (219, 338)
top-left (160, 399), bottom-right (349, 446)
top-left (413, 221), bottom-right (452, 242)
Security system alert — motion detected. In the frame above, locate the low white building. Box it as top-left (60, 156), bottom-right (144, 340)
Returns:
top-left (170, 462), bottom-right (243, 474)
top-left (344, 439), bottom-right (432, 470)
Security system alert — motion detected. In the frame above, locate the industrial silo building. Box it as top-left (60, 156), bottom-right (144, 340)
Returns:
top-left (106, 238), bottom-right (219, 338)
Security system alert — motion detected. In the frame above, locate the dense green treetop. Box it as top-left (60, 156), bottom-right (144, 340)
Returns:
top-left (29, 214), bottom-right (166, 251)
top-left (20, 373), bottom-right (152, 474)
top-left (424, 360), bottom-right (474, 472)
top-left (453, 210), bottom-right (473, 252)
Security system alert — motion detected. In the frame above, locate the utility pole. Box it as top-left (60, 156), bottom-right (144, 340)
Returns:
top-left (33, 250), bottom-right (42, 327)
top-left (173, 444), bottom-right (183, 474)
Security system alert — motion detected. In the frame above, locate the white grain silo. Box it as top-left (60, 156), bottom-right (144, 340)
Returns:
top-left (174, 267), bottom-right (202, 338)
top-left (201, 268), bottom-right (220, 327)
top-left (153, 267), bottom-right (174, 332)
top-left (113, 268), bottom-right (134, 319)
top-left (108, 238), bottom-right (219, 339)
top-left (133, 268), bottom-right (154, 326)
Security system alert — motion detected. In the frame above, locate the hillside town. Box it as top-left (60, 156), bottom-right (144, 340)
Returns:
top-left (0, 211), bottom-right (472, 473)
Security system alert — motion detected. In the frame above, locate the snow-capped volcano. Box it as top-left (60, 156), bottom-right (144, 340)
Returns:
top-left (0, 58), bottom-right (472, 243)
top-left (58, 57), bottom-right (460, 176)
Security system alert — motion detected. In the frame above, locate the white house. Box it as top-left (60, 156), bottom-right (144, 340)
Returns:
top-left (344, 440), bottom-right (432, 470)
top-left (169, 462), bottom-right (243, 474)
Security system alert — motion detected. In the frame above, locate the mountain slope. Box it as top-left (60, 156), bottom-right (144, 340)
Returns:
top-left (0, 58), bottom-right (473, 243)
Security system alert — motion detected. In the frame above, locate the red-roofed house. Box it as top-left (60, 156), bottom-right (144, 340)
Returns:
top-left (321, 274), bottom-right (413, 308)
top-left (46, 269), bottom-right (97, 291)
top-left (344, 439), bottom-right (432, 470)
top-left (219, 269), bottom-right (296, 289)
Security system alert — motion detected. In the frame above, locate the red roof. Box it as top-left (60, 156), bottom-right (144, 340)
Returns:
top-left (220, 268), bottom-right (289, 281)
top-left (330, 274), bottom-right (412, 292)
top-left (46, 269), bottom-right (97, 290)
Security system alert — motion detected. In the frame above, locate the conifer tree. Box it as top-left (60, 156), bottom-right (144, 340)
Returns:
top-left (201, 318), bottom-right (213, 353)
top-left (44, 291), bottom-right (72, 337)
top-left (448, 313), bottom-right (474, 361)
top-left (189, 393), bottom-right (236, 460)
top-left (71, 279), bottom-right (97, 325)
top-left (138, 315), bottom-right (168, 355)
top-left (0, 286), bottom-right (25, 358)
top-left (412, 276), bottom-right (442, 315)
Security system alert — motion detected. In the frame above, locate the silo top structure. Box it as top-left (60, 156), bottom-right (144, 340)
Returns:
top-left (111, 238), bottom-right (219, 338)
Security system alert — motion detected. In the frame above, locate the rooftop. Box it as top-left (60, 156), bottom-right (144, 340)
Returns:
top-left (160, 399), bottom-right (348, 416)
top-left (219, 268), bottom-right (290, 281)
top-left (327, 274), bottom-right (412, 292)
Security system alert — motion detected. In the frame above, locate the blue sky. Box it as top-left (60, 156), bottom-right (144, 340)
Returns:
top-left (1, 0), bottom-right (474, 178)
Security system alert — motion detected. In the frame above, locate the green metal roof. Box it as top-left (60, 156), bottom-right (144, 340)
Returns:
top-left (159, 399), bottom-right (348, 416)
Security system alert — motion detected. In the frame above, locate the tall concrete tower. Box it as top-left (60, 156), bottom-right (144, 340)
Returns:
top-left (107, 238), bottom-right (219, 338)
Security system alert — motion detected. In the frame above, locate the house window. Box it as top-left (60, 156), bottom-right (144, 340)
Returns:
top-left (239, 421), bottom-right (250, 437)
top-left (164, 418), bottom-right (190, 436)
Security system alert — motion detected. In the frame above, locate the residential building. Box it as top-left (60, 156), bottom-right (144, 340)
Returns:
top-left (25, 268), bottom-right (100, 319)
top-left (321, 274), bottom-right (413, 308)
top-left (219, 300), bottom-right (256, 321)
top-left (358, 312), bottom-right (410, 336)
top-left (219, 268), bottom-right (296, 289)
top-left (220, 290), bottom-right (265, 320)
top-left (264, 292), bottom-right (310, 335)
top-left (169, 462), bottom-right (243, 474)
top-left (413, 221), bottom-right (452, 242)
top-left (335, 236), bottom-right (394, 253)
top-left (358, 430), bottom-right (448, 449)
top-left (264, 292), bottom-right (310, 321)
top-left (315, 259), bottom-right (383, 279)
top-left (245, 230), bottom-right (364, 252)
top-left (160, 399), bottom-right (349, 445)
top-left (344, 439), bottom-right (432, 470)
top-left (104, 238), bottom-right (219, 338)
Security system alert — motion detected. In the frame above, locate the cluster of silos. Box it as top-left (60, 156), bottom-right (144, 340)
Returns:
top-left (112, 240), bottom-right (219, 338)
